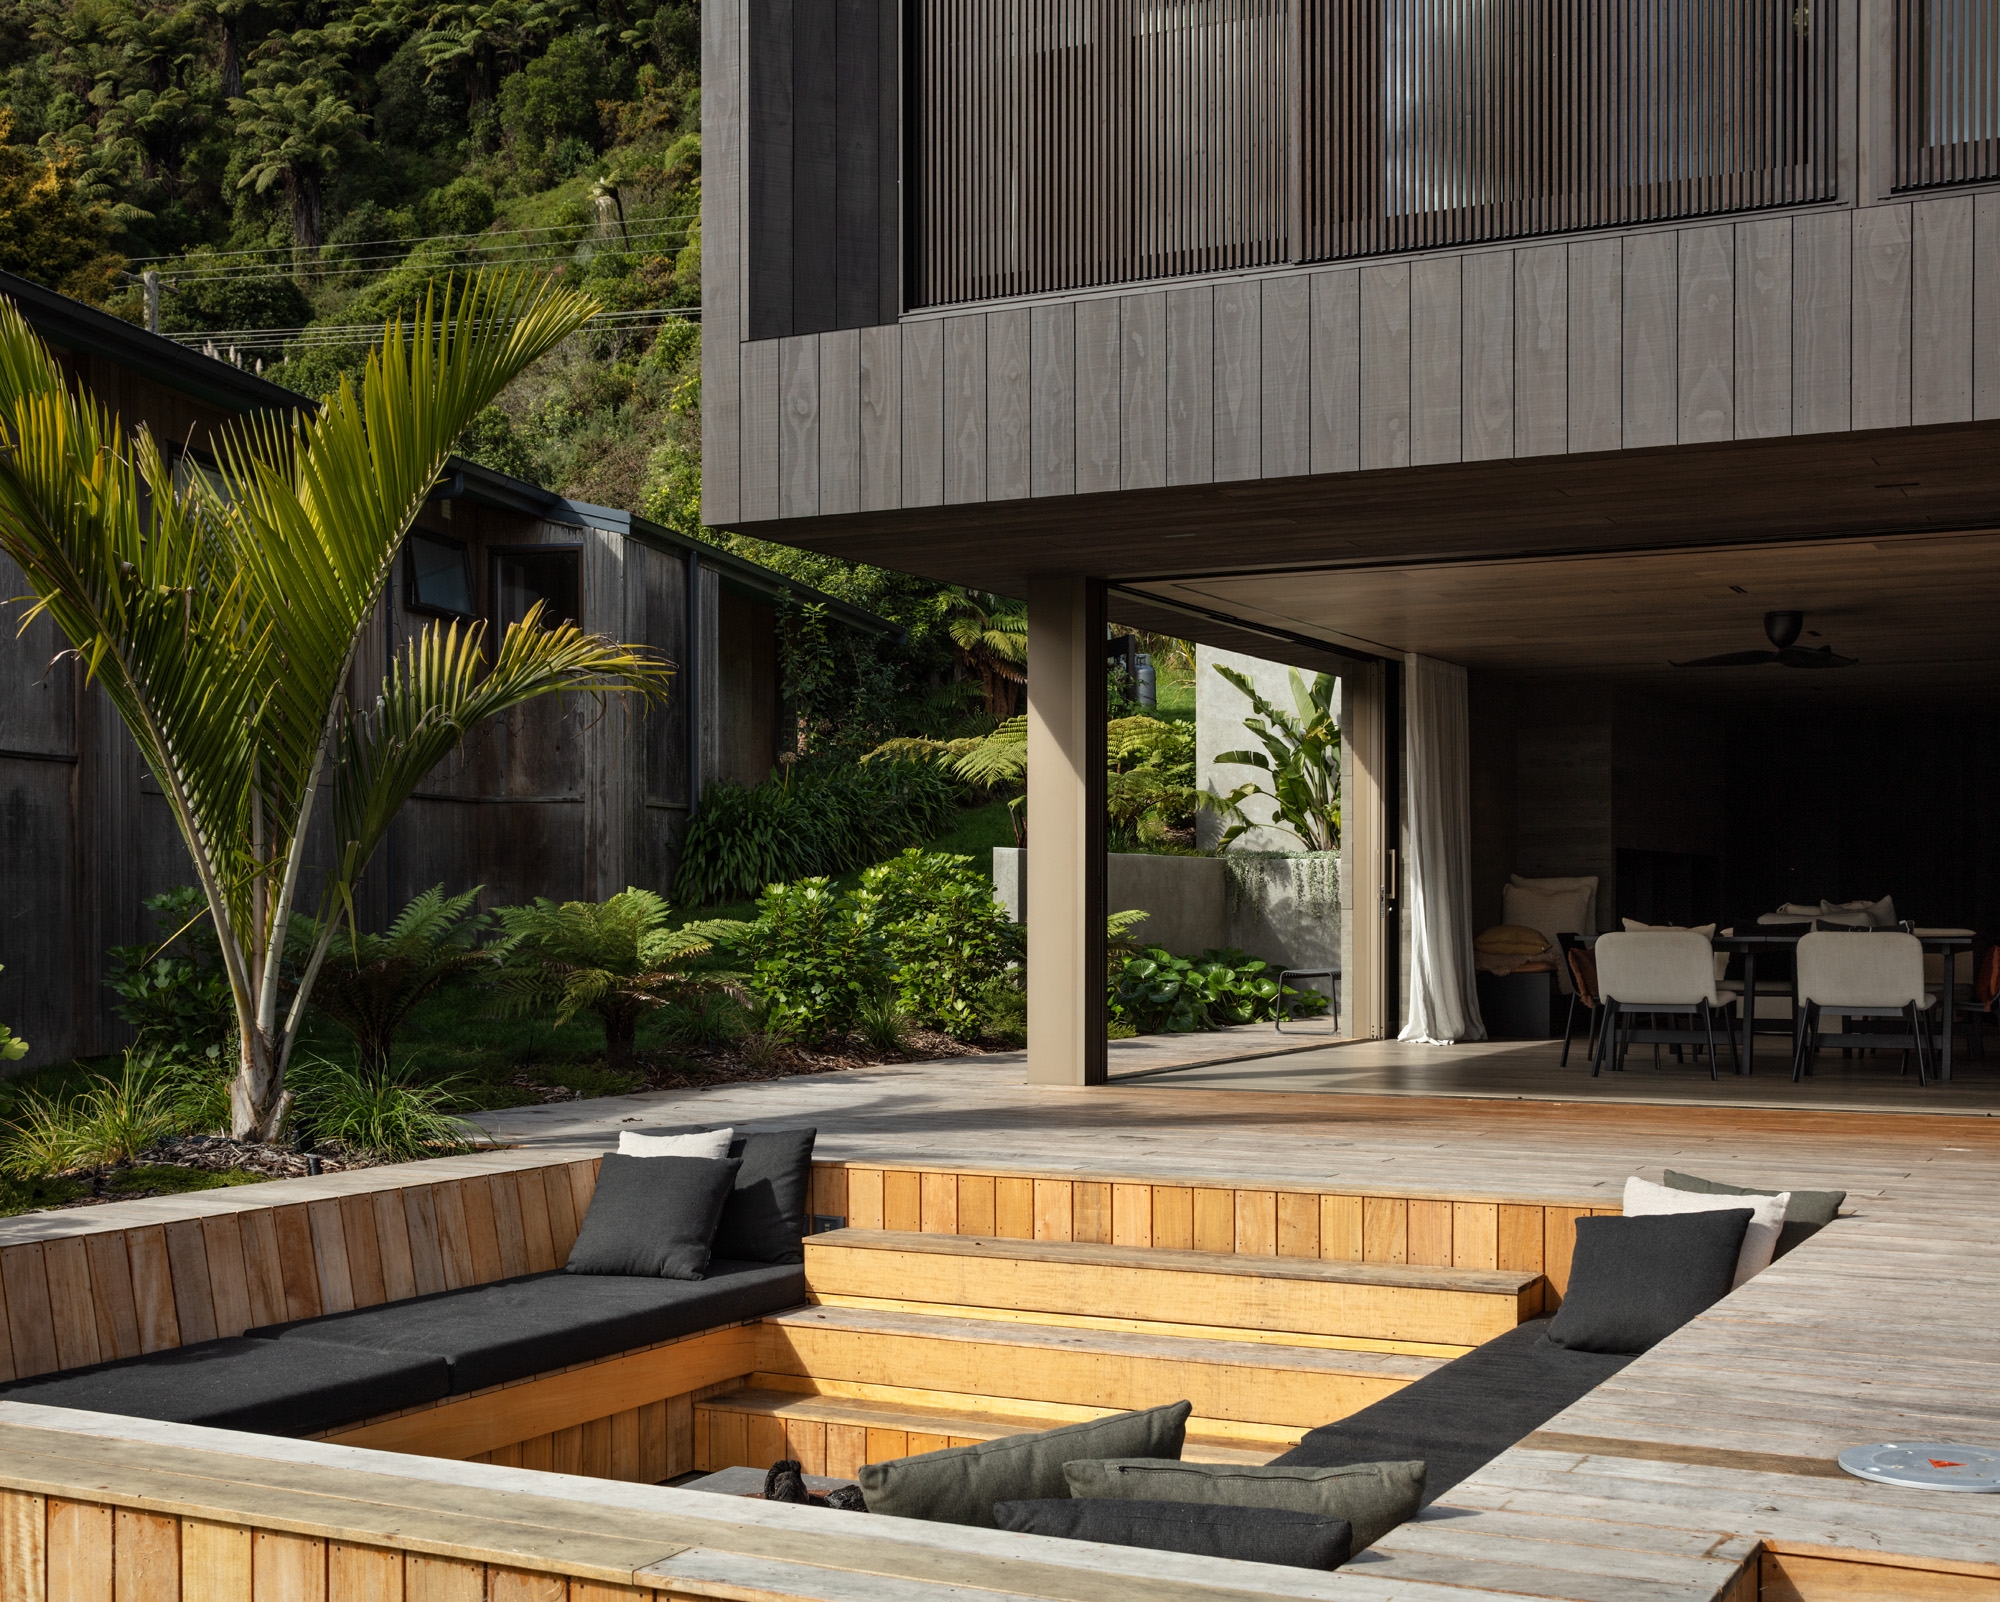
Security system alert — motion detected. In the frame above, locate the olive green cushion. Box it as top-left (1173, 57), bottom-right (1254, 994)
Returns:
top-left (1662, 1170), bottom-right (1846, 1258)
top-left (856, 1402), bottom-right (1191, 1528)
top-left (1063, 1458), bottom-right (1424, 1553)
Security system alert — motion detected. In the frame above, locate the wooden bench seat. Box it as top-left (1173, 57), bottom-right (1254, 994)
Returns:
top-left (804, 1227), bottom-right (1544, 1350)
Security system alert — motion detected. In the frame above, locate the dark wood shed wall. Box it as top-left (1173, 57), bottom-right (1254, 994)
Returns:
top-left (745, 0), bottom-right (900, 341)
top-left (713, 589), bottom-right (783, 787)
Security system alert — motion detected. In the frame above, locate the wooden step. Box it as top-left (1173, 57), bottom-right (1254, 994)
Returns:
top-left (804, 1228), bottom-right (1543, 1348)
top-left (753, 1303), bottom-right (1441, 1434)
top-left (693, 1386), bottom-right (1285, 1478)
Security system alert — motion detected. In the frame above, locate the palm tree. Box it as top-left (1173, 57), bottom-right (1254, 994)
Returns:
top-left (0, 271), bottom-right (671, 1138)
top-left (943, 588), bottom-right (1028, 718)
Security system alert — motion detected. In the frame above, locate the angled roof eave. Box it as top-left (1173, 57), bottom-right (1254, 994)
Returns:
top-left (557, 498), bottom-right (903, 641)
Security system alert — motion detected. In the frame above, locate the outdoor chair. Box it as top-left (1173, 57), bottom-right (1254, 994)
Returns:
top-left (1590, 931), bottom-right (1739, 1081)
top-left (1557, 933), bottom-right (1601, 1068)
top-left (1792, 930), bottom-right (1936, 1084)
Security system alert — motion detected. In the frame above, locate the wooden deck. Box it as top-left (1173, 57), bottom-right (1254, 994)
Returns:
top-left (2, 1053), bottom-right (1998, 1598)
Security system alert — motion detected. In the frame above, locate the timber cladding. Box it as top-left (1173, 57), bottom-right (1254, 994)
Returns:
top-left (0, 1150), bottom-right (1607, 1385)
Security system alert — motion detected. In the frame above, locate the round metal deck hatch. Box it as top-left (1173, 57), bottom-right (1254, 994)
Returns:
top-left (1837, 1443), bottom-right (2000, 1492)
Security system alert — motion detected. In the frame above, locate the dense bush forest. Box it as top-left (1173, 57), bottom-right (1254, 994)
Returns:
top-left (0, 0), bottom-right (1003, 723)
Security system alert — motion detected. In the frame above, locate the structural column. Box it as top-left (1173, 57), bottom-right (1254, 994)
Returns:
top-left (1025, 576), bottom-right (1107, 1086)
top-left (1342, 661), bottom-right (1392, 1039)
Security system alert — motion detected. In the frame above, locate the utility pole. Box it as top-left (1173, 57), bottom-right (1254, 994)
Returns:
top-left (142, 270), bottom-right (160, 334)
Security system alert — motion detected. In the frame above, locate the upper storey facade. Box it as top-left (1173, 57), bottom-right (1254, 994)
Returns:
top-left (702, 0), bottom-right (2000, 587)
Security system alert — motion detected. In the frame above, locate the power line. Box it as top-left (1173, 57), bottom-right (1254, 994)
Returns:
top-left (146, 224), bottom-right (697, 287)
top-left (125, 210), bottom-right (699, 268)
top-left (167, 305), bottom-right (701, 361)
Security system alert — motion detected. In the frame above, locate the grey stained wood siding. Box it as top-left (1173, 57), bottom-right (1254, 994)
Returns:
top-left (720, 203), bottom-right (2000, 527)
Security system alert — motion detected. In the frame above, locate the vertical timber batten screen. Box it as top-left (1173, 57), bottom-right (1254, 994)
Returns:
top-left (1307, 0), bottom-right (1837, 259)
top-left (1896, 0), bottom-right (2000, 188)
top-left (912, 0), bottom-right (1838, 306)
top-left (913, 0), bottom-right (1293, 307)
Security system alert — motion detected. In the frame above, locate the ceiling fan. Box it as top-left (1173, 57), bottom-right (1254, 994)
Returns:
top-left (1672, 611), bottom-right (1859, 670)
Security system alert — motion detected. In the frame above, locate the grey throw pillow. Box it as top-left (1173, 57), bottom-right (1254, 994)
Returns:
top-left (993, 1498), bottom-right (1352, 1570)
top-left (858, 1401), bottom-right (1191, 1527)
top-left (712, 1127), bottom-right (817, 1264)
top-left (1063, 1459), bottom-right (1423, 1553)
top-left (1544, 1211), bottom-right (1748, 1355)
top-left (1661, 1170), bottom-right (1845, 1258)
top-left (564, 1153), bottom-right (741, 1279)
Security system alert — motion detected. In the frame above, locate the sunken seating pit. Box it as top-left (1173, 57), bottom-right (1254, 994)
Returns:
top-left (1272, 1315), bottom-right (1635, 1501)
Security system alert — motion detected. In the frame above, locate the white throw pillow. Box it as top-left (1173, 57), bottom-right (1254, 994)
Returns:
top-left (1512, 874), bottom-right (1599, 936)
top-left (1622, 1175), bottom-right (1788, 1289)
top-left (1621, 919), bottom-right (1717, 940)
top-left (1823, 896), bottom-right (1896, 928)
top-left (1504, 883), bottom-right (1594, 996)
top-left (619, 1127), bottom-right (734, 1160)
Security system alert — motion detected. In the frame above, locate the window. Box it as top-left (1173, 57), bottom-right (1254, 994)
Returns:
top-left (405, 531), bottom-right (477, 619)
top-left (493, 546), bottom-right (580, 631)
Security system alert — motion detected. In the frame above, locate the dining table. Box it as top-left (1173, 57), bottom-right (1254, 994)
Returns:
top-left (1712, 926), bottom-right (1976, 1081)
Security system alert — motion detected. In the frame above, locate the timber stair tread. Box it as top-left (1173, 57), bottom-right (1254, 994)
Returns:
top-left (761, 1303), bottom-right (1443, 1381)
top-left (696, 1386), bottom-right (1283, 1465)
top-left (807, 1229), bottom-right (1543, 1295)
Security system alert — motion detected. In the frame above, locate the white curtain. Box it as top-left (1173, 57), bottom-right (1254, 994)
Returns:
top-left (1398, 654), bottom-right (1486, 1045)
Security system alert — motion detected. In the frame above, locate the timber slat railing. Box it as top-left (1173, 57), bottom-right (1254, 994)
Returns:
top-left (912, 0), bottom-right (1842, 307)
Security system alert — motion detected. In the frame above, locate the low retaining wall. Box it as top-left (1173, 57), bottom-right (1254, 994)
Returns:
top-left (992, 849), bottom-right (1339, 973)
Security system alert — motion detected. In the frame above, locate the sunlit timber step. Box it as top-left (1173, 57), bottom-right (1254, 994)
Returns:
top-left (753, 1303), bottom-right (1442, 1432)
top-left (692, 1385), bottom-right (1286, 1477)
top-left (803, 1228), bottom-right (1544, 1349)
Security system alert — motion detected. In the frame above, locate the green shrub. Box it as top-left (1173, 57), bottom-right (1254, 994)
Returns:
top-left (0, 964), bottom-right (24, 1065)
top-left (726, 879), bottom-right (887, 1044)
top-left (675, 758), bottom-right (965, 907)
top-left (854, 989), bottom-right (913, 1054)
top-left (972, 974), bottom-right (1027, 1046)
top-left (288, 1058), bottom-right (476, 1161)
top-left (1110, 947), bottom-right (1328, 1035)
top-left (861, 850), bottom-right (1021, 1039)
top-left (106, 888), bottom-right (235, 1073)
top-left (494, 888), bottom-right (742, 1070)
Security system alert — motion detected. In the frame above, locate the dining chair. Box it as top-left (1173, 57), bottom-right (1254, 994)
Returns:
top-left (1792, 930), bottom-right (1936, 1084)
top-left (1557, 933), bottom-right (1601, 1068)
top-left (1590, 931), bottom-right (1739, 1081)
top-left (1955, 943), bottom-right (2000, 1061)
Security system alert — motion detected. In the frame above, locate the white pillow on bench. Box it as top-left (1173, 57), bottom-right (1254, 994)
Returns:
top-left (1622, 1176), bottom-right (1787, 1288)
top-left (620, 1127), bottom-right (733, 1159)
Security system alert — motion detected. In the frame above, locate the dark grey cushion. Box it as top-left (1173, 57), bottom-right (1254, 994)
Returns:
top-left (713, 1127), bottom-right (817, 1264)
top-left (249, 1260), bottom-right (804, 1395)
top-left (0, 1337), bottom-right (449, 1436)
top-left (1063, 1458), bottom-right (1420, 1553)
top-left (858, 1401), bottom-right (1191, 1528)
top-left (1662, 1169), bottom-right (1846, 1258)
top-left (1275, 1317), bottom-right (1633, 1502)
top-left (1545, 1210), bottom-right (1749, 1355)
top-left (566, 1152), bottom-right (740, 1278)
top-left (993, 1498), bottom-right (1352, 1570)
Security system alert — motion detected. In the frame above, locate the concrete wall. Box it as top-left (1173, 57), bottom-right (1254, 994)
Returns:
top-left (995, 849), bottom-right (1341, 1009)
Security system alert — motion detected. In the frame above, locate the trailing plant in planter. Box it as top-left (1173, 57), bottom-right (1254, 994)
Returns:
top-left (494, 888), bottom-right (744, 1072)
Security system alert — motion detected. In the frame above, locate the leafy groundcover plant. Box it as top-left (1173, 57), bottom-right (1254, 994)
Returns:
top-left (1112, 947), bottom-right (1330, 1035)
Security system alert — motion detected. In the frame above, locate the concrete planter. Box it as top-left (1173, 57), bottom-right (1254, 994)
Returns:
top-left (992, 848), bottom-right (1339, 972)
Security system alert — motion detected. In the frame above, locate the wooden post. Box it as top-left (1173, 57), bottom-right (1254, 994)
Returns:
top-left (1342, 660), bottom-right (1391, 1039)
top-left (1026, 576), bottom-right (1107, 1086)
